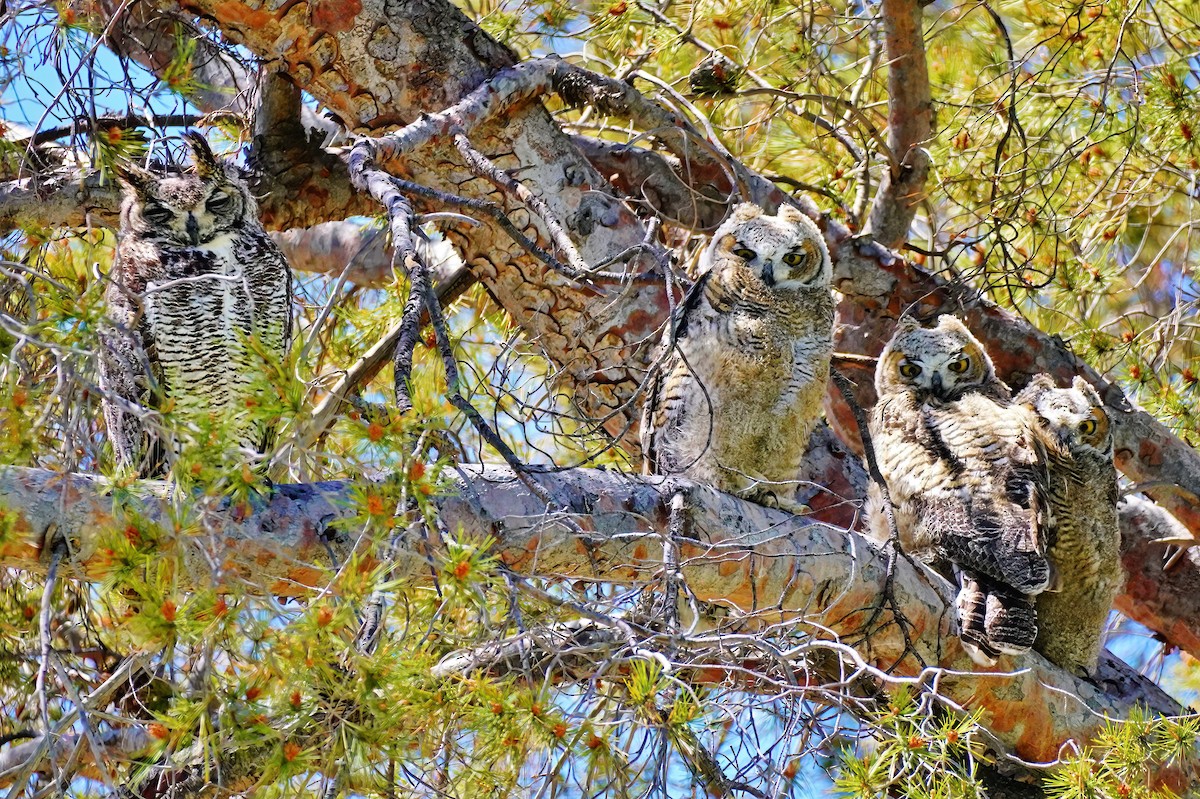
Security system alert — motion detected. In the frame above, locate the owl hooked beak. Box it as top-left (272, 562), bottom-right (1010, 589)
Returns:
top-left (930, 371), bottom-right (944, 395)
top-left (186, 213), bottom-right (200, 246)
top-left (760, 260), bottom-right (776, 287)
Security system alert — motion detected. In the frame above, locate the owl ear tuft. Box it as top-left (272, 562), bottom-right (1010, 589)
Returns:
top-left (934, 314), bottom-right (971, 336)
top-left (1027, 373), bottom-right (1058, 391)
top-left (111, 160), bottom-right (157, 198)
top-left (1072, 375), bottom-right (1103, 405)
top-left (728, 203), bottom-right (762, 222)
top-left (776, 204), bottom-right (810, 224)
top-left (1017, 373), bottom-right (1057, 403)
top-left (183, 131), bottom-right (224, 180)
top-left (894, 315), bottom-right (922, 334)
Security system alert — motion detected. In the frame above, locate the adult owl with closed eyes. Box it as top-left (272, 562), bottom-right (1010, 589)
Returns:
top-left (98, 132), bottom-right (292, 477)
top-left (1017, 374), bottom-right (1121, 676)
top-left (868, 316), bottom-right (1057, 664)
top-left (642, 203), bottom-right (833, 511)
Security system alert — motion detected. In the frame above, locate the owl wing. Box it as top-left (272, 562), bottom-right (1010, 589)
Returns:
top-left (265, 241), bottom-right (294, 348)
top-left (247, 241), bottom-right (294, 457)
top-left (97, 271), bottom-right (167, 477)
top-left (641, 271), bottom-right (718, 476)
top-left (920, 400), bottom-right (1052, 594)
top-left (871, 391), bottom-right (1049, 662)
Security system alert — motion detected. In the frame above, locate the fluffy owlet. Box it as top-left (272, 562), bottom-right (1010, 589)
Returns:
top-left (98, 132), bottom-right (293, 476)
top-left (1017, 374), bottom-right (1121, 676)
top-left (642, 203), bottom-right (834, 510)
top-left (868, 316), bottom-right (1056, 664)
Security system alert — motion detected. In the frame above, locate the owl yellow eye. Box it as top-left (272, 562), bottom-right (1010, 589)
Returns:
top-left (782, 251), bottom-right (806, 266)
top-left (732, 246), bottom-right (756, 261)
top-left (899, 362), bottom-right (921, 379)
top-left (947, 356), bottom-right (970, 374)
top-left (1078, 418), bottom-right (1097, 435)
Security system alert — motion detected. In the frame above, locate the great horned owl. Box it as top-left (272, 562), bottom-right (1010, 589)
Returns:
top-left (98, 132), bottom-right (293, 476)
top-left (642, 202), bottom-right (833, 510)
top-left (1017, 374), bottom-right (1121, 676)
top-left (868, 315), bottom-right (1056, 664)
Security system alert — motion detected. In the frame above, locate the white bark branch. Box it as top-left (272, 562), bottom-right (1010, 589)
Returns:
top-left (0, 464), bottom-right (1184, 775)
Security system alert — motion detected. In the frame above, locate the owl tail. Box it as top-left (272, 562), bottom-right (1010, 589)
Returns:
top-left (955, 572), bottom-right (1038, 666)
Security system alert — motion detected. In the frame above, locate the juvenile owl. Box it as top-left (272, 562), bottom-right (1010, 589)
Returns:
top-left (868, 316), bottom-right (1056, 664)
top-left (642, 203), bottom-right (833, 510)
top-left (99, 132), bottom-right (293, 476)
top-left (1017, 374), bottom-right (1121, 676)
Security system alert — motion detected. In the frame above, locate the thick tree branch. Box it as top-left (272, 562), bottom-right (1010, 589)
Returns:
top-left (80, 0), bottom-right (334, 135)
top-left (1117, 496), bottom-right (1200, 656)
top-left (0, 166), bottom-right (120, 232)
top-left (570, 135), bottom-right (735, 231)
top-left (0, 464), bottom-right (1187, 776)
top-left (864, 0), bottom-right (932, 248)
top-left (270, 221), bottom-right (392, 286)
top-left (0, 168), bottom-right (400, 286)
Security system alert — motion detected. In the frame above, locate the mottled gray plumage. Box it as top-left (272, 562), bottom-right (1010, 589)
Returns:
top-left (642, 203), bottom-right (833, 510)
top-left (868, 316), bottom-right (1056, 664)
top-left (1017, 374), bottom-right (1121, 676)
top-left (98, 132), bottom-right (292, 476)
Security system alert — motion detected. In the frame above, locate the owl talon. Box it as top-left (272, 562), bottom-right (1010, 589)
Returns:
top-left (741, 488), bottom-right (809, 515)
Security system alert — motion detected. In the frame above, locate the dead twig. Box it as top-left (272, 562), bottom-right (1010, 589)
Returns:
top-left (830, 368), bottom-right (923, 670)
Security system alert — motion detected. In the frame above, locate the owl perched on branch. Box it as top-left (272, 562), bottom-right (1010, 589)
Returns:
top-left (868, 316), bottom-right (1057, 664)
top-left (1017, 374), bottom-right (1121, 676)
top-left (98, 132), bottom-right (293, 477)
top-left (642, 203), bottom-right (834, 511)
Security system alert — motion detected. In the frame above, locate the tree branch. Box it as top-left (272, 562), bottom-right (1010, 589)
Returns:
top-left (270, 221), bottom-right (393, 286)
top-left (864, 0), bottom-right (933, 248)
top-left (0, 166), bottom-right (120, 232)
top-left (1117, 496), bottom-right (1200, 656)
top-left (0, 464), bottom-right (1187, 775)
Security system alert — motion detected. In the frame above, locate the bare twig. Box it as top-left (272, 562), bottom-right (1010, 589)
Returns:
top-left (830, 369), bottom-right (921, 670)
top-left (451, 130), bottom-right (591, 279)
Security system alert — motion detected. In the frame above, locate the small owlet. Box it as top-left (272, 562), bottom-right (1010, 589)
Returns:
top-left (1017, 374), bottom-right (1121, 676)
top-left (868, 316), bottom-right (1056, 664)
top-left (98, 132), bottom-right (293, 476)
top-left (642, 203), bottom-right (834, 510)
